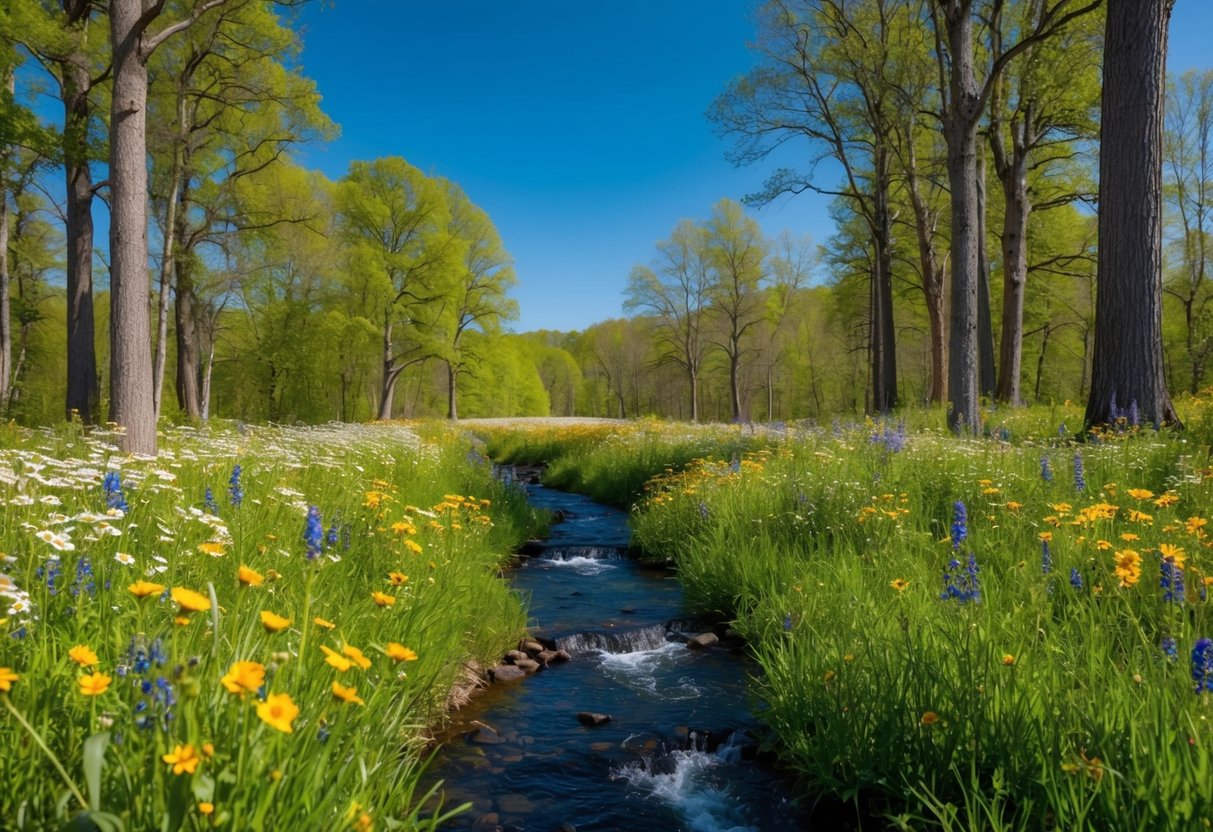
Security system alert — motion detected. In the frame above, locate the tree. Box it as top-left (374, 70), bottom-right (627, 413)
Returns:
top-left (703, 198), bottom-right (769, 421)
top-left (1084, 0), bottom-right (1179, 428)
top-left (624, 218), bottom-right (711, 420)
top-left (930, 0), bottom-right (1099, 431)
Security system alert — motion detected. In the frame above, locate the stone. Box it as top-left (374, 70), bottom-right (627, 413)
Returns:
top-left (471, 812), bottom-right (501, 832)
top-left (471, 727), bottom-right (504, 745)
top-left (520, 639), bottom-right (545, 655)
top-left (555, 649), bottom-right (572, 662)
top-left (489, 664), bottom-right (526, 683)
top-left (514, 658), bottom-right (541, 673)
top-left (504, 650), bottom-right (528, 663)
top-left (576, 711), bottom-right (611, 727)
top-left (686, 632), bottom-right (719, 649)
top-left (496, 793), bottom-right (533, 814)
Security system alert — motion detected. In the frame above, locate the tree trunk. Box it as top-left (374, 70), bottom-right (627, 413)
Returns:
top-left (976, 145), bottom-right (996, 399)
top-left (688, 365), bottom-right (699, 422)
top-left (904, 139), bottom-right (947, 404)
top-left (153, 93), bottom-right (188, 421)
top-left (200, 337), bottom-right (215, 420)
top-left (1084, 0), bottom-right (1179, 428)
top-left (0, 69), bottom-right (10, 415)
top-left (378, 313), bottom-right (395, 420)
top-left (63, 54), bottom-right (99, 423)
top-left (108, 0), bottom-right (158, 455)
top-left (1034, 324), bottom-right (1051, 401)
top-left (871, 150), bottom-right (898, 413)
top-left (173, 245), bottom-right (202, 419)
top-left (729, 344), bottom-right (742, 421)
top-left (942, 6), bottom-right (982, 433)
top-left (994, 150), bottom-right (1030, 404)
top-left (446, 360), bottom-right (458, 420)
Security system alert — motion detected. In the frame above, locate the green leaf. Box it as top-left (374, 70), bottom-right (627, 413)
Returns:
top-left (82, 733), bottom-right (110, 813)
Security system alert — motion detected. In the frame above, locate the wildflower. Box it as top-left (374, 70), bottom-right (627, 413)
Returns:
top-left (162, 743), bottom-right (201, 775)
top-left (1192, 638), bottom-right (1213, 693)
top-left (1002, 654), bottom-right (1016, 666)
top-left (950, 501), bottom-right (967, 550)
top-left (68, 644), bottom-right (99, 667)
top-left (387, 572), bottom-right (408, 586)
top-left (229, 464), bottom-right (244, 507)
top-left (78, 672), bottom-right (112, 697)
top-left (313, 616), bottom-right (336, 630)
top-left (304, 506), bottom-right (323, 560)
top-left (256, 692), bottom-right (299, 733)
top-left (102, 471), bottom-right (129, 513)
top-left (890, 578), bottom-right (910, 592)
top-left (1161, 553), bottom-right (1186, 604)
top-left (403, 540), bottom-right (423, 555)
top-left (1041, 538), bottom-right (1053, 575)
top-left (238, 565), bottom-right (264, 587)
top-left (1070, 568), bottom-right (1084, 590)
top-left (1160, 542), bottom-right (1186, 568)
top-left (199, 802), bottom-right (214, 816)
top-left (1162, 636), bottom-right (1179, 661)
top-left (385, 643), bottom-right (418, 662)
top-left (1155, 493), bottom-right (1180, 508)
top-left (172, 587), bottom-right (212, 613)
top-left (920, 711), bottom-right (940, 726)
top-left (1040, 455), bottom-right (1054, 483)
top-left (198, 542), bottom-right (226, 557)
top-left (0, 667), bottom-right (18, 692)
top-left (321, 645), bottom-right (353, 672)
top-left (1128, 488), bottom-right (1155, 501)
top-left (941, 554), bottom-right (980, 603)
top-left (342, 644), bottom-right (372, 670)
top-left (114, 552), bottom-right (135, 566)
top-left (204, 487), bottom-right (218, 515)
top-left (260, 611), bottom-right (292, 633)
top-left (1073, 453), bottom-right (1086, 492)
top-left (371, 591), bottom-right (396, 607)
top-left (220, 660), bottom-right (265, 695)
top-left (1113, 550), bottom-right (1142, 588)
top-left (331, 681), bottom-right (365, 705)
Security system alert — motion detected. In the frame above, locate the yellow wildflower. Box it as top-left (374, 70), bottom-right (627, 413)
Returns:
top-left (238, 565), bottom-right (264, 587)
top-left (0, 667), bottom-right (18, 692)
top-left (260, 610), bottom-right (292, 633)
top-left (403, 540), bottom-right (423, 555)
top-left (387, 572), bottom-right (408, 586)
top-left (78, 672), bottom-right (112, 697)
top-left (198, 541), bottom-right (226, 557)
top-left (68, 644), bottom-right (99, 667)
top-left (220, 660), bottom-right (265, 695)
top-left (342, 644), bottom-right (372, 670)
top-left (256, 692), bottom-right (299, 733)
top-left (890, 578), bottom-right (910, 592)
top-left (172, 587), bottom-right (211, 613)
top-left (128, 580), bottom-right (165, 598)
top-left (385, 643), bottom-right (418, 662)
top-left (920, 711), bottom-right (940, 726)
top-left (371, 591), bottom-right (396, 607)
top-left (314, 616), bottom-right (337, 630)
top-left (331, 681), bottom-right (365, 706)
top-left (1114, 549), bottom-right (1143, 588)
top-left (321, 645), bottom-right (353, 672)
top-left (1127, 488), bottom-right (1155, 501)
top-left (162, 743), bottom-right (201, 775)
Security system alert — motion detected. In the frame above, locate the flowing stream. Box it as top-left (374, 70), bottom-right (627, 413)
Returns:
top-left (425, 473), bottom-right (808, 831)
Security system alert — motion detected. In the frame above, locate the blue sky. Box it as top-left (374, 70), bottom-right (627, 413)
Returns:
top-left (291, 1), bottom-right (1213, 333)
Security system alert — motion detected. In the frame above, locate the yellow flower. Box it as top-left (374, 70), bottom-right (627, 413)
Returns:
top-left (342, 644), bottom-right (372, 670)
top-left (68, 644), bottom-right (99, 667)
top-left (385, 643), bottom-right (418, 662)
top-left (314, 616), bottom-right (337, 630)
top-left (78, 672), bottom-right (112, 697)
top-left (1114, 549), bottom-right (1143, 588)
top-left (172, 587), bottom-right (211, 613)
top-left (202, 742), bottom-right (214, 757)
top-left (198, 802), bottom-right (214, 815)
top-left (387, 572), bottom-right (409, 586)
top-left (1127, 488), bottom-right (1155, 501)
top-left (162, 743), bottom-right (201, 775)
top-left (920, 711), bottom-right (940, 726)
top-left (256, 692), bottom-right (299, 733)
top-left (1188, 516), bottom-right (1209, 536)
top-left (371, 591), bottom-right (396, 607)
top-left (238, 565), bottom-right (264, 587)
top-left (1038, 531), bottom-right (1053, 543)
top-left (198, 541), bottom-right (226, 557)
top-left (1095, 540), bottom-right (1113, 551)
top-left (1154, 493), bottom-right (1180, 508)
top-left (128, 580), bottom-right (165, 598)
top-left (220, 660), bottom-right (265, 695)
top-left (1120, 532), bottom-right (1140, 542)
top-left (403, 540), bottom-right (423, 555)
top-left (260, 610), bottom-right (292, 633)
top-left (321, 645), bottom-right (353, 672)
top-left (1002, 654), bottom-right (1016, 666)
top-left (1005, 501), bottom-right (1022, 511)
top-left (1160, 542), bottom-right (1186, 568)
top-left (331, 681), bottom-right (365, 706)
top-left (0, 667), bottom-right (18, 692)
top-left (890, 578), bottom-right (910, 591)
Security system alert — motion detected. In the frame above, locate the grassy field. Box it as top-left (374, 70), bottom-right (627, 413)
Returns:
top-left (0, 420), bottom-right (542, 830)
top-left (482, 399), bottom-right (1213, 830)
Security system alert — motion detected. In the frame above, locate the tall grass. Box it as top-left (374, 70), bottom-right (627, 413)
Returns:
top-left (0, 421), bottom-right (541, 830)
top-left (478, 400), bottom-right (1213, 829)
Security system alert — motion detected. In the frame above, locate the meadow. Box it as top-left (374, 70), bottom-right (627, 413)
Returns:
top-left (0, 420), bottom-right (542, 830)
top-left (483, 400), bottom-right (1213, 830)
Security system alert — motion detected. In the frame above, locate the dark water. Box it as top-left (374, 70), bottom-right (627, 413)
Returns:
top-left (425, 478), bottom-right (808, 832)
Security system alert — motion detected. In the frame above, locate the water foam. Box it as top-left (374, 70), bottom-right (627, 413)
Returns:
top-left (533, 555), bottom-right (617, 575)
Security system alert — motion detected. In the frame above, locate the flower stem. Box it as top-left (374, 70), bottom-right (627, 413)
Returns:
top-left (1, 693), bottom-right (87, 811)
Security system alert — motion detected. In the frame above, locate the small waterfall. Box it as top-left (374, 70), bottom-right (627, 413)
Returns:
top-left (538, 545), bottom-right (626, 561)
top-left (557, 623), bottom-right (671, 654)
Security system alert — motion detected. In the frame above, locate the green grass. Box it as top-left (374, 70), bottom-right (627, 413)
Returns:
top-left (0, 420), bottom-right (542, 830)
top-left (476, 399), bottom-right (1213, 829)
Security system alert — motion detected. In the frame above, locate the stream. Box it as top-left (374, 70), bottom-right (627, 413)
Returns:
top-left (424, 471), bottom-right (809, 831)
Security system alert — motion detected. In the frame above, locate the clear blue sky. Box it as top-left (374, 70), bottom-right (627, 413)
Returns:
top-left (291, 1), bottom-right (1213, 333)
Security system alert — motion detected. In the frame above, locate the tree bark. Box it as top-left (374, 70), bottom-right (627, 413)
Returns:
top-left (0, 69), bottom-right (11, 414)
top-left (688, 365), bottom-right (699, 422)
top-left (378, 313), bottom-right (396, 420)
top-left (446, 360), bottom-right (458, 420)
top-left (994, 148), bottom-right (1030, 404)
top-left (976, 147), bottom-right (996, 398)
top-left (63, 48), bottom-right (99, 423)
top-left (1084, 0), bottom-right (1179, 428)
top-left (173, 239), bottom-right (202, 419)
top-left (153, 92), bottom-right (188, 421)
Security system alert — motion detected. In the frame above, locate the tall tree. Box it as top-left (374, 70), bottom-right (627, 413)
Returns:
top-left (624, 219), bottom-right (712, 421)
top-left (1084, 0), bottom-right (1179, 428)
top-left (930, 0), bottom-right (1099, 431)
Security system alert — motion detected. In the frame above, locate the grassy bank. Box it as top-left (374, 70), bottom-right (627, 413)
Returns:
top-left (0, 421), bottom-right (540, 830)
top-left (479, 400), bottom-right (1213, 830)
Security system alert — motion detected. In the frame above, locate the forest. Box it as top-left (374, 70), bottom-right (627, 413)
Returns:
top-left (0, 0), bottom-right (1202, 438)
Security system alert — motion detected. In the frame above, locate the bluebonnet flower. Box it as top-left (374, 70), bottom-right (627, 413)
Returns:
top-left (1058, 422), bottom-right (1068, 437)
top-left (103, 471), bottom-right (129, 513)
top-left (35, 557), bottom-right (62, 596)
top-left (1161, 554), bottom-right (1186, 604)
top-left (1073, 452), bottom-right (1086, 492)
top-left (783, 613), bottom-right (793, 632)
top-left (204, 486), bottom-right (218, 515)
top-left (1128, 399), bottom-right (1140, 427)
top-left (1070, 568), bottom-right (1084, 590)
top-left (1041, 538), bottom-right (1053, 575)
top-left (951, 501), bottom-right (968, 551)
top-left (941, 554), bottom-right (981, 603)
top-left (1040, 455), bottom-right (1054, 483)
top-left (326, 519), bottom-right (339, 548)
top-left (1162, 636), bottom-right (1179, 661)
top-left (341, 524), bottom-right (352, 552)
top-left (1192, 638), bottom-right (1213, 693)
top-left (228, 464), bottom-right (244, 507)
top-left (71, 556), bottom-right (95, 597)
top-left (303, 506), bottom-right (323, 560)
top-left (9, 626), bottom-right (26, 640)
top-left (698, 502), bottom-right (710, 520)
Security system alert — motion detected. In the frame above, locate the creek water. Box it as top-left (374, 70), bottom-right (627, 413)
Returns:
top-left (424, 474), bottom-right (809, 831)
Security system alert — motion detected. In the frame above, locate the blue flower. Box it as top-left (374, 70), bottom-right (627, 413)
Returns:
top-left (1040, 455), bottom-right (1054, 483)
top-left (326, 519), bottom-right (339, 547)
top-left (204, 486), bottom-right (218, 515)
top-left (1041, 539), bottom-right (1053, 575)
top-left (1192, 638), bottom-right (1213, 693)
top-left (940, 553), bottom-right (980, 603)
top-left (951, 501), bottom-right (968, 551)
top-left (103, 471), bottom-right (129, 513)
top-left (1161, 553), bottom-right (1186, 604)
top-left (1073, 452), bottom-right (1086, 492)
top-left (1162, 636), bottom-right (1179, 661)
top-left (303, 506), bottom-right (323, 560)
top-left (228, 464), bottom-right (244, 507)
top-left (1070, 568), bottom-right (1084, 590)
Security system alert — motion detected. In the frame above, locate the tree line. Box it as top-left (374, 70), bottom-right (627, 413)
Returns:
top-left (0, 0), bottom-right (1198, 445)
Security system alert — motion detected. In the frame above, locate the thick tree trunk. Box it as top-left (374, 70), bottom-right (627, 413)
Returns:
top-left (174, 248), bottom-right (202, 419)
top-left (975, 147), bottom-right (996, 398)
top-left (1084, 0), bottom-right (1179, 428)
top-left (108, 0), bottom-right (158, 454)
top-left (0, 69), bottom-right (10, 414)
top-left (63, 55), bottom-right (99, 423)
top-left (994, 152), bottom-right (1030, 404)
top-left (378, 314), bottom-right (395, 420)
top-left (152, 146), bottom-right (183, 421)
top-left (870, 146), bottom-right (898, 413)
top-left (446, 360), bottom-right (458, 420)
top-left (904, 144), bottom-right (947, 403)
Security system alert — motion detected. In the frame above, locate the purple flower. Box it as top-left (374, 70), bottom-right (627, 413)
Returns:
top-left (303, 506), bottom-right (323, 560)
top-left (1192, 638), bottom-right (1213, 693)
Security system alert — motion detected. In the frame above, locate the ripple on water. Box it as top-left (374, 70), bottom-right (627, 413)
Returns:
top-left (598, 641), bottom-right (704, 700)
